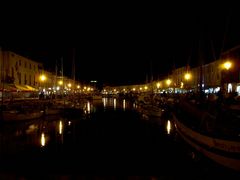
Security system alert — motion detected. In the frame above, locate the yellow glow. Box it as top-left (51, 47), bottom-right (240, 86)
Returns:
top-left (77, 85), bottom-right (80, 89)
top-left (58, 80), bottom-right (63, 85)
top-left (39, 75), bottom-right (46, 82)
top-left (166, 120), bottom-right (171, 134)
top-left (132, 88), bottom-right (136, 91)
top-left (166, 79), bottom-right (171, 86)
top-left (184, 73), bottom-right (191, 80)
top-left (180, 82), bottom-right (184, 88)
top-left (87, 101), bottom-right (91, 113)
top-left (59, 121), bottom-right (63, 134)
top-left (84, 86), bottom-right (87, 89)
top-left (41, 133), bottom-right (45, 147)
top-left (114, 98), bottom-right (116, 110)
top-left (123, 99), bottom-right (126, 110)
top-left (223, 61), bottom-right (232, 70)
top-left (103, 98), bottom-right (107, 108)
top-left (114, 89), bottom-right (116, 92)
top-left (123, 88), bottom-right (125, 91)
top-left (156, 83), bottom-right (160, 88)
top-left (144, 86), bottom-right (148, 90)
top-left (67, 83), bottom-right (71, 87)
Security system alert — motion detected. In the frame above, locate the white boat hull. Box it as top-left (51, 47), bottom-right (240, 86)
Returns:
top-left (173, 114), bottom-right (240, 171)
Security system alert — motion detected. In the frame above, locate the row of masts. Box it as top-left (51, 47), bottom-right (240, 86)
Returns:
top-left (53, 48), bottom-right (76, 89)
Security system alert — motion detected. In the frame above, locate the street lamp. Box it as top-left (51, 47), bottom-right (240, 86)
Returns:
top-left (166, 79), bottom-right (172, 93)
top-left (166, 79), bottom-right (171, 86)
top-left (221, 60), bottom-right (233, 92)
top-left (184, 73), bottom-right (191, 81)
top-left (156, 82), bottom-right (161, 93)
top-left (223, 61), bottom-right (232, 70)
top-left (184, 72), bottom-right (191, 92)
top-left (39, 74), bottom-right (46, 99)
top-left (40, 74), bottom-right (46, 82)
top-left (58, 80), bottom-right (63, 86)
top-left (39, 74), bottom-right (46, 89)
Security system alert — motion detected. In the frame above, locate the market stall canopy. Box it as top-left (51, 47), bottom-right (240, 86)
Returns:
top-left (1, 84), bottom-right (38, 92)
top-left (15, 84), bottom-right (31, 91)
top-left (0, 84), bottom-right (18, 92)
top-left (25, 85), bottom-right (38, 91)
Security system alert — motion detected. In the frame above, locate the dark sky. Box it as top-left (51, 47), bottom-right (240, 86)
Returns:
top-left (1, 2), bottom-right (240, 86)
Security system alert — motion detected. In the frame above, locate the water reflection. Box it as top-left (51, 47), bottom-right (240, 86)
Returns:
top-left (41, 133), bottom-right (46, 147)
top-left (59, 120), bottom-right (63, 134)
top-left (166, 120), bottom-right (171, 135)
top-left (133, 102), bottom-right (136, 109)
top-left (103, 98), bottom-right (107, 108)
top-left (0, 98), bottom-right (238, 178)
top-left (100, 98), bottom-right (135, 110)
top-left (113, 98), bottom-right (116, 110)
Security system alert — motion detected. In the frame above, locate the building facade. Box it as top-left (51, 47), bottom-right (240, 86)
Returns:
top-left (0, 50), bottom-right (43, 90)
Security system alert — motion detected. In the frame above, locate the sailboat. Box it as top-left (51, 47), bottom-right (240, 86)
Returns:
top-left (172, 26), bottom-right (240, 171)
top-left (136, 61), bottom-right (163, 118)
top-left (172, 99), bottom-right (240, 171)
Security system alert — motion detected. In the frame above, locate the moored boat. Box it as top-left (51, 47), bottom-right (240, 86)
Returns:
top-left (172, 100), bottom-right (240, 171)
top-left (2, 110), bottom-right (44, 121)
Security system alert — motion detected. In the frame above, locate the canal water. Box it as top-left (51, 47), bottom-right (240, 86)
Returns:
top-left (0, 98), bottom-right (239, 179)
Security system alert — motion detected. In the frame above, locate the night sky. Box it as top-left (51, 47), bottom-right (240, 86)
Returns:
top-left (1, 2), bottom-right (240, 86)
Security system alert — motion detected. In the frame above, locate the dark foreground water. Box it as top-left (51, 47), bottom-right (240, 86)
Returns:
top-left (0, 98), bottom-right (239, 179)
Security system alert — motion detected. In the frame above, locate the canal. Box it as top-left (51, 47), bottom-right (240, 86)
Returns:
top-left (0, 98), bottom-right (239, 179)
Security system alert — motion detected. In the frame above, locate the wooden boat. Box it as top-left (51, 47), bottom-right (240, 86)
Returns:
top-left (140, 104), bottom-right (163, 117)
top-left (172, 100), bottom-right (240, 171)
top-left (2, 110), bottom-right (43, 121)
top-left (44, 107), bottom-right (62, 115)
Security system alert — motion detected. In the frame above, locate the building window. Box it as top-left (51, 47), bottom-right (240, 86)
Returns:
top-left (18, 73), bottom-right (21, 84)
top-left (12, 67), bottom-right (14, 78)
top-left (15, 61), bottom-right (18, 71)
top-left (29, 75), bottom-right (31, 85)
top-left (24, 74), bottom-right (27, 85)
top-left (19, 60), bottom-right (21, 66)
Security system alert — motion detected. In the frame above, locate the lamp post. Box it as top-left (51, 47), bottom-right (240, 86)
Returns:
top-left (221, 61), bottom-right (232, 93)
top-left (40, 74), bottom-right (46, 88)
top-left (58, 80), bottom-right (63, 97)
top-left (39, 74), bottom-right (46, 99)
top-left (184, 72), bottom-right (191, 93)
top-left (156, 82), bottom-right (160, 94)
top-left (166, 79), bottom-right (172, 93)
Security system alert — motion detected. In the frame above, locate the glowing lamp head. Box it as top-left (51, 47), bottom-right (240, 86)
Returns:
top-left (40, 75), bottom-right (46, 82)
top-left (223, 61), bottom-right (232, 70)
top-left (184, 73), bottom-right (191, 80)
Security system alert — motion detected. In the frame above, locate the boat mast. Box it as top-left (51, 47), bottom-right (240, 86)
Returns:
top-left (61, 56), bottom-right (64, 91)
top-left (150, 59), bottom-right (153, 94)
top-left (72, 48), bottom-right (75, 90)
top-left (0, 47), bottom-right (4, 106)
top-left (198, 39), bottom-right (204, 94)
top-left (54, 59), bottom-right (57, 91)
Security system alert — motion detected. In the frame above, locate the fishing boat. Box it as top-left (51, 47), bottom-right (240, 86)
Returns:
top-left (172, 99), bottom-right (240, 171)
